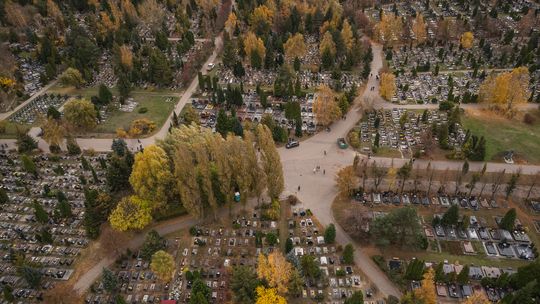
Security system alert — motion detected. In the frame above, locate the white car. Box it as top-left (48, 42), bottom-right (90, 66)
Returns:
top-left (207, 63), bottom-right (215, 70)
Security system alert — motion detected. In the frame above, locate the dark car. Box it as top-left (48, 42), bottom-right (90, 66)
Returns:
top-left (285, 140), bottom-right (299, 149)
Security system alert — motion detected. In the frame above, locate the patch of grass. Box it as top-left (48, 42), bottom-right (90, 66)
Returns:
top-left (374, 147), bottom-right (402, 158)
top-left (462, 112), bottom-right (540, 164)
top-left (415, 251), bottom-right (528, 269)
top-left (94, 95), bottom-right (175, 135)
top-left (0, 121), bottom-right (31, 139)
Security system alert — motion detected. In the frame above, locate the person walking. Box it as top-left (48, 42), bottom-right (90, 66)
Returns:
top-left (298, 185), bottom-right (301, 191)
top-left (324, 150), bottom-right (327, 156)
top-left (323, 169), bottom-right (326, 175)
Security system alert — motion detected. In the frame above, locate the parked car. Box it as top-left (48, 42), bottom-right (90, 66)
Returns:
top-left (285, 139), bottom-right (300, 149)
top-left (337, 138), bottom-right (348, 149)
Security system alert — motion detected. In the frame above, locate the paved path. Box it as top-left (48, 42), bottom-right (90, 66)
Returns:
top-left (0, 79), bottom-right (59, 120)
top-left (279, 43), bottom-right (404, 298)
top-left (73, 215), bottom-right (198, 294)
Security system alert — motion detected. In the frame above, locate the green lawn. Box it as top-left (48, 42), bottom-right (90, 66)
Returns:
top-left (0, 121), bottom-right (30, 139)
top-left (462, 112), bottom-right (540, 164)
top-left (94, 95), bottom-right (175, 135)
top-left (46, 85), bottom-right (179, 136)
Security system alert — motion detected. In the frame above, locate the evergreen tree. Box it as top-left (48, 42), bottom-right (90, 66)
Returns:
top-left (499, 208), bottom-right (516, 231)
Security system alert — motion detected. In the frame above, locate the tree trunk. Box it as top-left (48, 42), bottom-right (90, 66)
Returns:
top-left (526, 181), bottom-right (536, 200)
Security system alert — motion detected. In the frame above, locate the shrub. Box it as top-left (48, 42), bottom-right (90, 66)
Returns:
top-left (439, 101), bottom-right (455, 111)
top-left (343, 244), bottom-right (355, 264)
top-left (265, 232), bottom-right (278, 246)
top-left (49, 144), bottom-right (61, 154)
top-left (138, 107), bottom-right (148, 114)
top-left (324, 224), bottom-right (336, 243)
top-left (523, 113), bottom-right (535, 125)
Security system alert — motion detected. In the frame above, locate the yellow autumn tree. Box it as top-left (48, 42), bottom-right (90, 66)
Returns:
top-left (250, 5), bottom-right (274, 34)
top-left (46, 0), bottom-right (64, 29)
top-left (379, 72), bottom-right (396, 101)
top-left (257, 252), bottom-right (292, 294)
top-left (319, 31), bottom-right (336, 57)
top-left (129, 145), bottom-right (173, 206)
top-left (137, 0), bottom-right (165, 31)
top-left (128, 118), bottom-right (156, 137)
top-left (335, 166), bottom-right (358, 198)
top-left (150, 250), bottom-right (175, 281)
top-left (374, 12), bottom-right (403, 45)
top-left (412, 13), bottom-right (427, 44)
top-left (414, 268), bottom-right (436, 304)
top-left (224, 12), bottom-right (237, 37)
top-left (463, 292), bottom-right (490, 304)
top-left (121, 0), bottom-right (138, 21)
top-left (460, 31), bottom-right (474, 49)
top-left (5, 1), bottom-right (29, 28)
top-left (479, 67), bottom-right (530, 115)
top-left (63, 98), bottom-right (97, 131)
top-left (244, 32), bottom-right (266, 62)
top-left (41, 117), bottom-right (66, 146)
top-left (109, 195), bottom-right (153, 231)
top-left (341, 19), bottom-right (354, 51)
top-left (196, 0), bottom-right (220, 17)
top-left (313, 85), bottom-right (341, 126)
top-left (283, 33), bottom-right (306, 61)
top-left (255, 286), bottom-right (287, 304)
top-left (119, 45), bottom-right (133, 70)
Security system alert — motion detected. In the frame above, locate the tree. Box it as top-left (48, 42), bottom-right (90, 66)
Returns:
top-left (224, 12), bottom-right (238, 36)
top-left (231, 266), bottom-right (259, 304)
top-left (380, 73), bottom-right (396, 101)
top-left (16, 133), bottom-right (37, 153)
top-left (370, 207), bottom-right (423, 248)
top-left (324, 224), bottom-right (336, 243)
top-left (463, 292), bottom-right (490, 304)
top-left (98, 84), bottom-right (113, 104)
top-left (288, 269), bottom-right (304, 297)
top-left (460, 32), bottom-right (474, 49)
top-left (343, 243), bottom-right (355, 264)
top-left (499, 208), bottom-right (517, 231)
top-left (336, 166), bottom-right (358, 198)
top-left (257, 252), bottom-right (292, 294)
top-left (398, 161), bottom-right (412, 194)
top-left (505, 172), bottom-right (520, 199)
top-left (151, 250), bottom-right (175, 281)
top-left (3, 284), bottom-right (14, 302)
top-left (441, 205), bottom-right (459, 227)
top-left (19, 266), bottom-right (42, 289)
top-left (63, 99), bottom-right (97, 131)
top-left (301, 254), bottom-right (321, 280)
top-left (341, 20), bottom-right (354, 51)
top-left (140, 230), bottom-right (166, 260)
top-left (102, 268), bottom-right (118, 293)
top-left (108, 195), bottom-right (152, 231)
top-left (414, 268), bottom-right (436, 304)
top-left (479, 67), bottom-right (530, 116)
top-left (255, 286), bottom-right (286, 304)
top-left (183, 106), bottom-right (200, 125)
top-left (257, 125), bottom-right (284, 199)
top-left (313, 85), bottom-right (341, 126)
top-left (137, 0), bottom-right (165, 31)
top-left (374, 12), bottom-right (403, 46)
top-left (21, 154), bottom-right (38, 177)
top-left (412, 14), bottom-right (427, 44)
top-left (371, 161), bottom-right (387, 192)
top-left (59, 67), bottom-right (85, 88)
top-left (345, 291), bottom-right (363, 304)
top-left (457, 265), bottom-right (470, 285)
top-left (107, 153), bottom-right (132, 192)
top-left (33, 200), bottom-right (48, 224)
top-left (320, 31), bottom-right (336, 58)
top-left (249, 5), bottom-right (273, 36)
top-left (244, 32), bottom-right (266, 67)
top-left (284, 33), bottom-right (306, 61)
top-left (0, 188), bottom-right (9, 204)
top-left (129, 145), bottom-right (173, 206)
top-left (41, 117), bottom-right (66, 147)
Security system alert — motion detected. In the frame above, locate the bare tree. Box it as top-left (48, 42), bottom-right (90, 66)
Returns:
top-left (440, 168), bottom-right (450, 193)
top-left (490, 169), bottom-right (507, 201)
top-left (360, 160), bottom-right (369, 190)
top-left (526, 172), bottom-right (540, 200)
top-left (371, 161), bottom-right (387, 192)
top-left (412, 163), bottom-right (422, 192)
top-left (468, 173), bottom-right (480, 197)
top-left (478, 163), bottom-right (488, 198)
top-left (426, 162), bottom-right (435, 196)
top-left (505, 168), bottom-right (521, 200)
